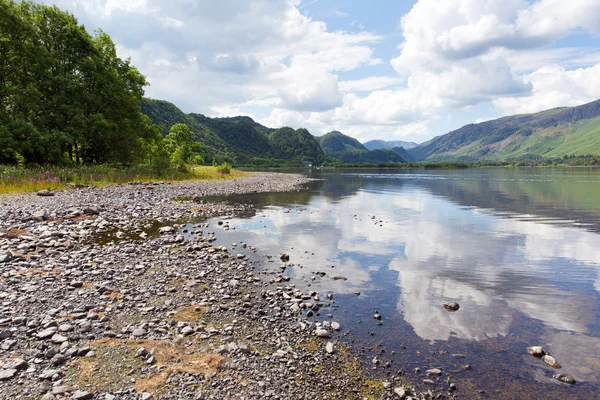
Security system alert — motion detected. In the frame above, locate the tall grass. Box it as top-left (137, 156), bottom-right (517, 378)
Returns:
top-left (0, 165), bottom-right (247, 194)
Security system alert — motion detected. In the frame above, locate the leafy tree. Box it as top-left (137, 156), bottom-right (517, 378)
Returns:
top-left (164, 123), bottom-right (203, 169)
top-left (0, 0), bottom-right (156, 165)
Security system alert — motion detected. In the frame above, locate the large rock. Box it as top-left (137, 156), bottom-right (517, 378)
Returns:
top-left (0, 368), bottom-right (17, 381)
top-left (37, 190), bottom-right (55, 197)
top-left (3, 358), bottom-right (28, 370)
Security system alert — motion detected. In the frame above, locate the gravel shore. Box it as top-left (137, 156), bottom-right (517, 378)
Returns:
top-left (0, 172), bottom-right (448, 400)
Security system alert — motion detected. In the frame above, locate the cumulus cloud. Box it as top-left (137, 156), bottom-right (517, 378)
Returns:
top-left (37, 0), bottom-right (600, 142)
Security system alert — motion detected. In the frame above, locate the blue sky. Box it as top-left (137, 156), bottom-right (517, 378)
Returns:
top-left (40, 0), bottom-right (600, 143)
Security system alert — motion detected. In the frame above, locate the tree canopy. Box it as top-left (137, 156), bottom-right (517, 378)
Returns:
top-left (0, 0), bottom-right (158, 165)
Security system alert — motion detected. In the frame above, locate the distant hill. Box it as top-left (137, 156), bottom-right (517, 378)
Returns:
top-left (364, 139), bottom-right (418, 151)
top-left (140, 98), bottom-right (324, 165)
top-left (318, 131), bottom-right (407, 164)
top-left (410, 99), bottom-right (600, 162)
top-left (318, 131), bottom-right (367, 154)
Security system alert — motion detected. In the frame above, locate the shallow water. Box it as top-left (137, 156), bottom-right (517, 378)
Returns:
top-left (199, 168), bottom-right (600, 398)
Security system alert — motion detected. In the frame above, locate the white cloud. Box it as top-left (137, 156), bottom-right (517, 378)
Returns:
top-left (39, 0), bottom-right (600, 142)
top-left (494, 64), bottom-right (600, 115)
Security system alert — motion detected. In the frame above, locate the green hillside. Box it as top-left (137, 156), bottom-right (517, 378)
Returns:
top-left (140, 98), bottom-right (324, 165)
top-left (317, 130), bottom-right (407, 164)
top-left (318, 131), bottom-right (367, 154)
top-left (410, 99), bottom-right (600, 162)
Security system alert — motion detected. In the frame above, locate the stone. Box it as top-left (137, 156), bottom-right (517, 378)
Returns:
top-left (39, 369), bottom-right (61, 380)
top-left (553, 373), bottom-right (576, 384)
top-left (0, 368), bottom-right (17, 380)
top-left (3, 358), bottom-right (28, 370)
top-left (181, 326), bottom-right (194, 336)
top-left (51, 333), bottom-right (68, 344)
top-left (526, 346), bottom-right (545, 357)
top-left (50, 354), bottom-right (66, 365)
top-left (59, 324), bottom-right (74, 332)
top-left (443, 302), bottom-right (460, 311)
top-left (36, 328), bottom-right (58, 339)
top-left (331, 322), bottom-right (340, 331)
top-left (542, 355), bottom-right (561, 368)
top-left (315, 329), bottom-right (330, 338)
top-left (71, 390), bottom-right (93, 400)
top-left (132, 328), bottom-right (147, 337)
top-left (159, 226), bottom-right (174, 234)
top-left (37, 190), bottom-right (55, 197)
top-left (0, 252), bottom-right (12, 263)
top-left (280, 253), bottom-right (290, 262)
top-left (426, 368), bottom-right (442, 376)
top-left (394, 387), bottom-right (407, 398)
top-left (33, 210), bottom-right (48, 221)
top-left (325, 342), bottom-right (334, 354)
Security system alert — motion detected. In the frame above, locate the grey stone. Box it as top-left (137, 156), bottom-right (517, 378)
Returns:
top-left (553, 373), bottom-right (576, 384)
top-left (3, 358), bottom-right (28, 370)
top-left (315, 328), bottom-right (330, 338)
top-left (132, 328), bottom-right (147, 337)
top-left (71, 390), bottom-right (93, 400)
top-left (325, 342), bottom-right (334, 354)
top-left (394, 387), bottom-right (407, 398)
top-left (0, 368), bottom-right (17, 380)
top-left (543, 355), bottom-right (561, 368)
top-left (36, 328), bottom-right (58, 339)
top-left (526, 346), bottom-right (545, 357)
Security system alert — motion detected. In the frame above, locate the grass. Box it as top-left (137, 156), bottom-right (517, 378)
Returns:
top-left (0, 164), bottom-right (247, 194)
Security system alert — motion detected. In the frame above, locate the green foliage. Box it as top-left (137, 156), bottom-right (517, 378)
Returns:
top-left (141, 99), bottom-right (325, 166)
top-left (216, 162), bottom-right (232, 175)
top-left (318, 131), bottom-right (367, 154)
top-left (164, 123), bottom-right (203, 170)
top-left (0, 0), bottom-right (157, 165)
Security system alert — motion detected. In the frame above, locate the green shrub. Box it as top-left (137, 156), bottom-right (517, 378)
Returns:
top-left (216, 162), bottom-right (231, 175)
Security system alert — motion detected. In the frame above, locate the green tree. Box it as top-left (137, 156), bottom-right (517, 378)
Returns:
top-left (164, 123), bottom-right (203, 169)
top-left (0, 0), bottom-right (156, 165)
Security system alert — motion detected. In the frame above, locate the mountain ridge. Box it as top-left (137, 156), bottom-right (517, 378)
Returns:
top-left (409, 99), bottom-right (600, 161)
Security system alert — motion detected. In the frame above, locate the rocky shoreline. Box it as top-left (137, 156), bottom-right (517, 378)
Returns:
top-left (0, 173), bottom-right (452, 399)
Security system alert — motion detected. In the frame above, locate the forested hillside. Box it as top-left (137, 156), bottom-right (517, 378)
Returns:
top-left (141, 98), bottom-right (324, 166)
top-left (317, 131), bottom-right (407, 164)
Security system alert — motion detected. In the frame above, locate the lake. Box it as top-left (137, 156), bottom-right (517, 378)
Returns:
top-left (200, 168), bottom-right (600, 399)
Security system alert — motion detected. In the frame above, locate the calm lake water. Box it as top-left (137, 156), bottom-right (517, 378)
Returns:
top-left (201, 168), bottom-right (600, 399)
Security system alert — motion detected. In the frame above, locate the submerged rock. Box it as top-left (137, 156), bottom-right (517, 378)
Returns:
top-left (542, 355), bottom-right (561, 369)
top-left (553, 373), bottom-right (576, 384)
top-left (526, 346), bottom-right (545, 357)
top-left (443, 302), bottom-right (460, 312)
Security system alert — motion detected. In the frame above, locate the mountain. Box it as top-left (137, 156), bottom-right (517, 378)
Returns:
top-left (410, 99), bottom-right (600, 162)
top-left (140, 98), bottom-right (324, 165)
top-left (364, 139), bottom-right (418, 151)
top-left (392, 146), bottom-right (415, 162)
top-left (318, 131), bottom-right (407, 164)
top-left (318, 131), bottom-right (368, 154)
